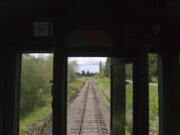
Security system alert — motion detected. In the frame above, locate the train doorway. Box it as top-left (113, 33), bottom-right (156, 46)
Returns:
top-left (52, 51), bottom-right (150, 135)
top-left (67, 57), bottom-right (111, 135)
top-left (65, 57), bottom-right (135, 135)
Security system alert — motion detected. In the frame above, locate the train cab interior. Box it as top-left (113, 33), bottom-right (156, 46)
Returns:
top-left (0, 0), bottom-right (180, 135)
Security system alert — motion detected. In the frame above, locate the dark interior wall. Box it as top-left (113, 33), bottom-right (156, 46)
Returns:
top-left (133, 48), bottom-right (149, 135)
top-left (0, 54), bottom-right (3, 135)
top-left (0, 0), bottom-right (180, 135)
top-left (160, 51), bottom-right (180, 135)
top-left (111, 59), bottom-right (126, 135)
top-left (0, 51), bottom-right (21, 135)
top-left (1, 0), bottom-right (180, 52)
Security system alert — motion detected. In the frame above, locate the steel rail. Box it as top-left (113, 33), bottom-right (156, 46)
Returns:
top-left (78, 81), bottom-right (89, 135)
top-left (92, 80), bottom-right (103, 135)
top-left (78, 80), bottom-right (104, 135)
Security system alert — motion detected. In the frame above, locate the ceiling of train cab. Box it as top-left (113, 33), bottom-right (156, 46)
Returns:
top-left (1, 0), bottom-right (180, 50)
top-left (1, 0), bottom-right (180, 21)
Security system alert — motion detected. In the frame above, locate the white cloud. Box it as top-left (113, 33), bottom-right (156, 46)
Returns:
top-left (68, 57), bottom-right (107, 73)
top-left (26, 53), bottom-right (52, 60)
top-left (29, 53), bottom-right (51, 57)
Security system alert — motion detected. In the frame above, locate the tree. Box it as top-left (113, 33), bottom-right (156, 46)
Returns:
top-left (99, 61), bottom-right (103, 73)
top-left (81, 70), bottom-right (85, 76)
top-left (87, 70), bottom-right (90, 76)
top-left (20, 54), bottom-right (53, 117)
top-left (68, 60), bottom-right (78, 82)
top-left (148, 54), bottom-right (157, 82)
top-left (125, 64), bottom-right (133, 80)
top-left (104, 57), bottom-right (111, 77)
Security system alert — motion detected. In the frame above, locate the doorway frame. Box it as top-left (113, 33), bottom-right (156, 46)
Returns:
top-left (53, 48), bottom-right (149, 135)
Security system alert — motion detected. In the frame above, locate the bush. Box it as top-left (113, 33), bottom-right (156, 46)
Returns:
top-left (67, 78), bottom-right (87, 100)
top-left (68, 61), bottom-right (78, 83)
top-left (20, 54), bottom-right (53, 117)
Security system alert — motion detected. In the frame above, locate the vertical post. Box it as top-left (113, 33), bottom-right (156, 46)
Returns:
top-left (0, 53), bottom-right (4, 135)
top-left (159, 52), bottom-right (171, 135)
top-left (0, 50), bottom-right (21, 135)
top-left (13, 53), bottom-right (22, 135)
top-left (53, 50), bottom-right (67, 135)
top-left (159, 51), bottom-right (179, 135)
top-left (133, 49), bottom-right (149, 135)
top-left (157, 54), bottom-right (164, 135)
top-left (111, 58), bottom-right (126, 135)
top-left (171, 52), bottom-right (180, 135)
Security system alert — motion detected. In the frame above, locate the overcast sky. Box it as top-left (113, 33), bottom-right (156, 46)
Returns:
top-left (29, 54), bottom-right (106, 73)
top-left (68, 57), bottom-right (107, 73)
top-left (29, 53), bottom-right (51, 58)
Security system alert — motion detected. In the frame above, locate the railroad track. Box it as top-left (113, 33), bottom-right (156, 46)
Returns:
top-left (73, 79), bottom-right (109, 135)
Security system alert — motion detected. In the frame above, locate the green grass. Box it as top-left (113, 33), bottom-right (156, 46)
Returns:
top-left (149, 84), bottom-right (159, 134)
top-left (149, 85), bottom-right (159, 120)
top-left (126, 126), bottom-right (131, 135)
top-left (98, 88), bottom-right (110, 107)
top-left (20, 76), bottom-right (158, 135)
top-left (93, 77), bottom-right (110, 107)
top-left (19, 104), bottom-right (52, 135)
top-left (93, 77), bottom-right (159, 135)
top-left (19, 77), bottom-right (88, 135)
top-left (126, 84), bottom-right (159, 134)
top-left (126, 84), bottom-right (133, 110)
top-left (126, 84), bottom-right (133, 135)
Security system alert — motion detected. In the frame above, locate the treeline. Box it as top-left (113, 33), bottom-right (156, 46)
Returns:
top-left (68, 61), bottom-right (78, 83)
top-left (98, 58), bottom-right (133, 80)
top-left (148, 54), bottom-right (157, 82)
top-left (68, 60), bottom-right (89, 81)
top-left (77, 71), bottom-right (97, 77)
top-left (20, 54), bottom-right (53, 117)
top-left (68, 60), bottom-right (97, 79)
top-left (125, 54), bottom-right (158, 82)
top-left (97, 55), bottom-right (157, 82)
